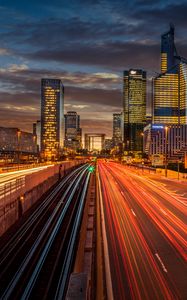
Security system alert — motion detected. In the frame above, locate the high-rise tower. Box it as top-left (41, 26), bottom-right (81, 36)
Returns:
top-left (41, 79), bottom-right (64, 160)
top-left (153, 25), bottom-right (187, 125)
top-left (64, 111), bottom-right (82, 151)
top-left (123, 69), bottom-right (146, 152)
top-left (161, 24), bottom-right (177, 73)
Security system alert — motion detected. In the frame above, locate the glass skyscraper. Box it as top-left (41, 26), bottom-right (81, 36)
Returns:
top-left (179, 59), bottom-right (187, 124)
top-left (64, 111), bottom-right (82, 151)
top-left (41, 79), bottom-right (64, 160)
top-left (161, 24), bottom-right (177, 73)
top-left (123, 69), bottom-right (146, 152)
top-left (153, 25), bottom-right (187, 125)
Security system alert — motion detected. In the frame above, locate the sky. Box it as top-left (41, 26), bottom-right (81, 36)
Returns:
top-left (0, 0), bottom-right (187, 138)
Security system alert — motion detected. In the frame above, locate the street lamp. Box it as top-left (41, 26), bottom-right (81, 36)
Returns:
top-left (33, 135), bottom-right (37, 165)
top-left (17, 129), bottom-right (21, 170)
top-left (165, 126), bottom-right (168, 177)
top-left (141, 132), bottom-right (144, 159)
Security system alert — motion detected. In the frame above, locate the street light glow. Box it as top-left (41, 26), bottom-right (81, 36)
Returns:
top-left (88, 166), bottom-right (95, 173)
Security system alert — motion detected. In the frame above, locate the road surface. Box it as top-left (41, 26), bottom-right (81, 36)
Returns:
top-left (98, 161), bottom-right (187, 300)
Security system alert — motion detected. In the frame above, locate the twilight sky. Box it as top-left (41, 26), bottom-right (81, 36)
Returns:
top-left (0, 0), bottom-right (187, 138)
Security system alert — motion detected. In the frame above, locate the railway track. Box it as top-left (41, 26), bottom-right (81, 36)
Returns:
top-left (0, 163), bottom-right (91, 299)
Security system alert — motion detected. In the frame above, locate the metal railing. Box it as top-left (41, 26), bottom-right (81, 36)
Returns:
top-left (0, 177), bottom-right (25, 217)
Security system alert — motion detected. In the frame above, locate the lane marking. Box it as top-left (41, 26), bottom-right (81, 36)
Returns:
top-left (131, 209), bottom-right (136, 217)
top-left (155, 253), bottom-right (168, 273)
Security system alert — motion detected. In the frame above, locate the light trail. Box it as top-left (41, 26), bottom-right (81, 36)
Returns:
top-left (98, 161), bottom-right (187, 300)
top-left (106, 163), bottom-right (187, 261)
top-left (0, 165), bottom-right (54, 186)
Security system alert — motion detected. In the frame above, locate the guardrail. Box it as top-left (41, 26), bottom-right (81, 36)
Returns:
top-left (0, 177), bottom-right (25, 215)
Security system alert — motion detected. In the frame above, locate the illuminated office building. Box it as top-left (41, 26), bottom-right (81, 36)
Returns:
top-left (41, 79), bottom-right (64, 160)
top-left (123, 69), bottom-right (146, 152)
top-left (143, 124), bottom-right (187, 160)
top-left (153, 25), bottom-right (187, 125)
top-left (161, 24), bottom-right (177, 73)
top-left (179, 60), bottom-right (187, 124)
top-left (113, 113), bottom-right (123, 146)
top-left (0, 127), bottom-right (37, 154)
top-left (64, 111), bottom-right (82, 151)
top-left (153, 73), bottom-right (179, 124)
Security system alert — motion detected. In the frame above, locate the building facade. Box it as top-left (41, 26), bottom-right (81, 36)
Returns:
top-left (0, 127), bottom-right (37, 154)
top-left (143, 124), bottom-right (165, 155)
top-left (153, 25), bottom-right (187, 125)
top-left (161, 24), bottom-right (177, 73)
top-left (104, 139), bottom-right (113, 150)
top-left (85, 133), bottom-right (105, 151)
top-left (113, 113), bottom-right (123, 146)
top-left (33, 120), bottom-right (41, 151)
top-left (143, 124), bottom-right (187, 161)
top-left (123, 69), bottom-right (146, 152)
top-left (41, 79), bottom-right (64, 160)
top-left (64, 111), bottom-right (82, 151)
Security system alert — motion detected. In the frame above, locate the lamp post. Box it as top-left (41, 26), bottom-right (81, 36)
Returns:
top-left (17, 129), bottom-right (21, 170)
top-left (165, 126), bottom-right (168, 177)
top-left (33, 135), bottom-right (37, 165)
top-left (141, 132), bottom-right (144, 159)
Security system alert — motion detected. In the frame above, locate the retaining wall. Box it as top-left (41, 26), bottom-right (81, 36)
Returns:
top-left (0, 160), bottom-right (85, 236)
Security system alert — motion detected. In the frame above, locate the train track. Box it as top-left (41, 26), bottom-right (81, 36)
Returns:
top-left (0, 164), bottom-right (91, 299)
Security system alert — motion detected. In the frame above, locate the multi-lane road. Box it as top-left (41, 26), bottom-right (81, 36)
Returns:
top-left (98, 161), bottom-right (187, 300)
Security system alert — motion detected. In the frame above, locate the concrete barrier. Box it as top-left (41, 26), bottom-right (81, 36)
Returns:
top-left (0, 160), bottom-right (86, 236)
top-left (156, 168), bottom-right (187, 180)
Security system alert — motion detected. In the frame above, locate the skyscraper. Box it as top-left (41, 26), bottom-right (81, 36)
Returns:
top-left (113, 113), bottom-right (123, 146)
top-left (153, 72), bottom-right (179, 124)
top-left (41, 79), bottom-right (64, 160)
top-left (153, 25), bottom-right (187, 125)
top-left (33, 120), bottom-right (41, 151)
top-left (64, 111), bottom-right (82, 151)
top-left (123, 69), bottom-right (146, 152)
top-left (161, 24), bottom-right (177, 73)
top-left (178, 58), bottom-right (187, 124)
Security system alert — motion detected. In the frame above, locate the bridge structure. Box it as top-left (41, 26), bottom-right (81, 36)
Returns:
top-left (84, 133), bottom-right (105, 151)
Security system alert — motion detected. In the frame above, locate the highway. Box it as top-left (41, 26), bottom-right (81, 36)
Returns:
top-left (98, 161), bottom-right (187, 300)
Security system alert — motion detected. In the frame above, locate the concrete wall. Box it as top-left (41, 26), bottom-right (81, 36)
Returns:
top-left (0, 160), bottom-right (86, 236)
top-left (156, 168), bottom-right (187, 180)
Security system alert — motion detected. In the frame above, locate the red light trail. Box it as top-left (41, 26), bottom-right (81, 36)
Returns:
top-left (98, 161), bottom-right (187, 300)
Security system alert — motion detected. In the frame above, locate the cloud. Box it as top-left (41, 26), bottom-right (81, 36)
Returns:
top-left (71, 104), bottom-right (90, 109)
top-left (0, 64), bottom-right (29, 74)
top-left (81, 119), bottom-right (113, 137)
top-left (0, 48), bottom-right (10, 55)
top-left (21, 41), bottom-right (160, 71)
top-left (0, 0), bottom-right (186, 137)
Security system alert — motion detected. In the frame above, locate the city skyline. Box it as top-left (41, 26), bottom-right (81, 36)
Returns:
top-left (0, 1), bottom-right (187, 137)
